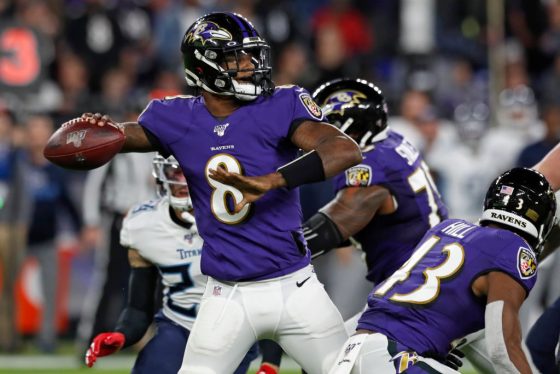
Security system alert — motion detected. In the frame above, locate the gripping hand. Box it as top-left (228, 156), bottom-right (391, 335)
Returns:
top-left (85, 332), bottom-right (125, 367)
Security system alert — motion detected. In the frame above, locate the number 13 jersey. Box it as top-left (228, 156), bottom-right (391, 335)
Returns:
top-left (357, 218), bottom-right (538, 359)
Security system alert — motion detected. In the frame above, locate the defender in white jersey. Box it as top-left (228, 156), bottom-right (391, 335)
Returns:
top-left (84, 156), bottom-right (258, 374)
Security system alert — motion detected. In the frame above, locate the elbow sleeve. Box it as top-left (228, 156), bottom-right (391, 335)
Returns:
top-left (485, 300), bottom-right (521, 374)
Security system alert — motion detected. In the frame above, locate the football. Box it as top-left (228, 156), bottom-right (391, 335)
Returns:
top-left (43, 117), bottom-right (125, 170)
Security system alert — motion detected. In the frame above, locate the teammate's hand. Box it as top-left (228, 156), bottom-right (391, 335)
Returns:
top-left (85, 332), bottom-right (125, 368)
top-left (81, 113), bottom-right (123, 134)
top-left (444, 347), bottom-right (465, 370)
top-left (208, 166), bottom-right (284, 212)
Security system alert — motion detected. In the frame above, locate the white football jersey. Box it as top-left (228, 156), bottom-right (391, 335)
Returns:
top-left (120, 198), bottom-right (206, 330)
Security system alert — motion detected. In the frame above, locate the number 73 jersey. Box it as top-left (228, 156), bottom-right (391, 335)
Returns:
top-left (357, 218), bottom-right (538, 359)
top-left (333, 130), bottom-right (448, 284)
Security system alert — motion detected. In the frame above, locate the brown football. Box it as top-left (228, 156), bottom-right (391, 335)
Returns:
top-left (43, 117), bottom-right (125, 170)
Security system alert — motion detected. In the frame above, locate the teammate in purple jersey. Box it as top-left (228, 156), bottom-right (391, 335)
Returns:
top-left (329, 167), bottom-right (557, 374)
top-left (310, 78), bottom-right (448, 285)
top-left (77, 11), bottom-right (361, 374)
top-left (257, 78), bottom-right (450, 374)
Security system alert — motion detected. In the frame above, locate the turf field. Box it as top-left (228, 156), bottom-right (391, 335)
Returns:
top-left (0, 341), bottom-right (478, 374)
top-left (0, 357), bottom-right (478, 374)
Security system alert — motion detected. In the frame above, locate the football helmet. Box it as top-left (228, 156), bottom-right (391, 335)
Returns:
top-left (152, 155), bottom-right (193, 211)
top-left (480, 167), bottom-right (557, 255)
top-left (180, 12), bottom-right (274, 101)
top-left (312, 78), bottom-right (388, 149)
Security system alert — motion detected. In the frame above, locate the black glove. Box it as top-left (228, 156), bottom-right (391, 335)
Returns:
top-left (444, 348), bottom-right (465, 370)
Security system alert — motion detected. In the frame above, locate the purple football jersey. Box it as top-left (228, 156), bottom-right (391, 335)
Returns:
top-left (357, 218), bottom-right (538, 359)
top-left (138, 86), bottom-right (324, 281)
top-left (333, 130), bottom-right (448, 284)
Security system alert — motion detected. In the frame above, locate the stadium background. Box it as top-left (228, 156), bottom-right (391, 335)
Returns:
top-left (1, 0), bottom-right (559, 372)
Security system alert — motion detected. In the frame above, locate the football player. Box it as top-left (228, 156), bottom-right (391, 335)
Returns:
top-left (77, 12), bottom-right (361, 374)
top-left (257, 78), bottom-right (450, 374)
top-left (84, 155), bottom-right (258, 373)
top-left (524, 144), bottom-right (560, 374)
top-left (329, 167), bottom-right (557, 373)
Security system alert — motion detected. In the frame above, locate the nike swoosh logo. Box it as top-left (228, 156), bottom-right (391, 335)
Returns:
top-left (296, 276), bottom-right (311, 287)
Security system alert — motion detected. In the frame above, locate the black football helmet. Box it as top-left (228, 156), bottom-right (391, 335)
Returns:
top-left (312, 78), bottom-right (388, 149)
top-left (480, 167), bottom-right (557, 255)
top-left (180, 12), bottom-right (274, 101)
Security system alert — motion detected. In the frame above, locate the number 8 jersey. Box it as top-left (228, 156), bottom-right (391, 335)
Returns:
top-left (138, 86), bottom-right (324, 281)
top-left (357, 218), bottom-right (538, 359)
top-left (120, 198), bottom-right (206, 331)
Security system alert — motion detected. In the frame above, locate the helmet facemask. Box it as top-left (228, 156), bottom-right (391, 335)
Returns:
top-left (152, 156), bottom-right (193, 212)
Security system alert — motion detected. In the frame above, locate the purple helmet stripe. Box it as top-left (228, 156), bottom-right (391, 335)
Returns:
top-left (227, 12), bottom-right (257, 37)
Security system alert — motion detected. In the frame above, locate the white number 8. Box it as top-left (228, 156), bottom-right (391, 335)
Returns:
top-left (205, 153), bottom-right (251, 224)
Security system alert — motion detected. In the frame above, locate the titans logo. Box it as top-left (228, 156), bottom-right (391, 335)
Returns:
top-left (185, 21), bottom-right (232, 46)
top-left (322, 90), bottom-right (367, 116)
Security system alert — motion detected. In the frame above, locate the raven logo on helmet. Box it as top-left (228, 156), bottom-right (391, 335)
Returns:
top-left (184, 22), bottom-right (232, 46)
top-left (322, 90), bottom-right (367, 117)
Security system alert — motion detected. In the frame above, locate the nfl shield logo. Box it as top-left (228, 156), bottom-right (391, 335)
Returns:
top-left (66, 129), bottom-right (88, 148)
top-left (213, 285), bottom-right (222, 296)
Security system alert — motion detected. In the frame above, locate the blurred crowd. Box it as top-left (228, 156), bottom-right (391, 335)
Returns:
top-left (0, 0), bottom-right (559, 360)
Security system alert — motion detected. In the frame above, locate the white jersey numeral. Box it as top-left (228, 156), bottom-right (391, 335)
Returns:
top-left (408, 161), bottom-right (442, 227)
top-left (205, 153), bottom-right (250, 224)
top-left (374, 235), bottom-right (465, 304)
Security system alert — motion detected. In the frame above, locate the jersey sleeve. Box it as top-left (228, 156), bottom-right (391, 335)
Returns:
top-left (489, 234), bottom-right (538, 295)
top-left (290, 86), bottom-right (324, 123)
top-left (332, 156), bottom-right (388, 192)
top-left (119, 210), bottom-right (135, 249)
top-left (138, 99), bottom-right (186, 156)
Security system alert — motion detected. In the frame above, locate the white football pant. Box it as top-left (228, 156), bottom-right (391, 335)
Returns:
top-left (329, 333), bottom-right (461, 374)
top-left (178, 264), bottom-right (348, 374)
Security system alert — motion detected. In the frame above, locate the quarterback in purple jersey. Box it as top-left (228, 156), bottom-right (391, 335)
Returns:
top-left (76, 11), bottom-right (361, 374)
top-left (329, 167), bottom-right (557, 374)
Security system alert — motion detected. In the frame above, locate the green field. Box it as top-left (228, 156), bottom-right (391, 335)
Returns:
top-left (0, 341), bottom-right (478, 374)
top-left (0, 371), bottom-right (304, 374)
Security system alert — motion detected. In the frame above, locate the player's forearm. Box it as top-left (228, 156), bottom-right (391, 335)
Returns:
top-left (316, 135), bottom-right (362, 178)
top-left (120, 122), bottom-right (156, 152)
top-left (115, 266), bottom-right (158, 347)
